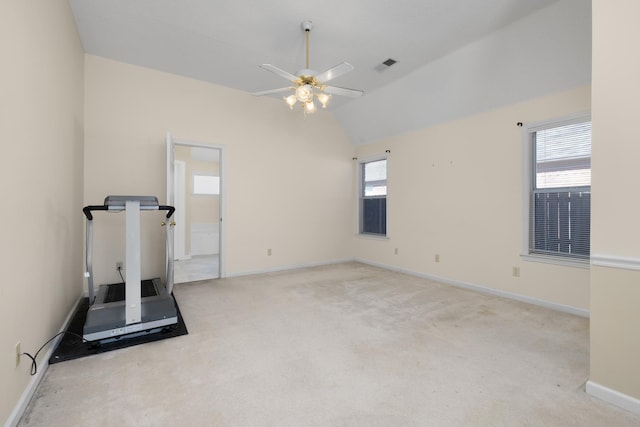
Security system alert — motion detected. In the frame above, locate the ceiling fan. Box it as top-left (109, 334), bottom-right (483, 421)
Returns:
top-left (252, 20), bottom-right (364, 114)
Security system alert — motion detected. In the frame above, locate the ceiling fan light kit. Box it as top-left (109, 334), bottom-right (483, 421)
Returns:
top-left (253, 20), bottom-right (363, 115)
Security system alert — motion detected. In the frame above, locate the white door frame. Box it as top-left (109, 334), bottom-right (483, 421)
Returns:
top-left (166, 132), bottom-right (225, 278)
top-left (173, 159), bottom-right (188, 260)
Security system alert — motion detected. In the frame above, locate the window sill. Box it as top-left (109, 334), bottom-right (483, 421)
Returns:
top-left (521, 253), bottom-right (590, 269)
top-left (357, 233), bottom-right (389, 240)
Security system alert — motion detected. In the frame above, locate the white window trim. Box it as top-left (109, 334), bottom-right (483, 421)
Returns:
top-left (357, 154), bottom-right (389, 238)
top-left (521, 111), bottom-right (591, 268)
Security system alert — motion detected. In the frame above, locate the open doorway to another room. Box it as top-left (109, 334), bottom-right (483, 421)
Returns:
top-left (167, 134), bottom-right (224, 283)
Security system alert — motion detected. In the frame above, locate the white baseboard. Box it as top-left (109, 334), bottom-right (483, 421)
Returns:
top-left (225, 258), bottom-right (354, 278)
top-left (5, 294), bottom-right (84, 427)
top-left (586, 381), bottom-right (640, 416)
top-left (229, 258), bottom-right (589, 317)
top-left (355, 258), bottom-right (590, 318)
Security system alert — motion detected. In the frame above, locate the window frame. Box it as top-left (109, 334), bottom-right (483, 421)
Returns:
top-left (358, 155), bottom-right (388, 238)
top-left (192, 173), bottom-right (220, 196)
top-left (521, 112), bottom-right (591, 268)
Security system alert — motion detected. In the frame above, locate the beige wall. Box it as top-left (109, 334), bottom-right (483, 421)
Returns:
top-left (590, 0), bottom-right (640, 401)
top-left (1, 0), bottom-right (84, 424)
top-left (353, 86), bottom-right (591, 311)
top-left (84, 55), bottom-right (355, 283)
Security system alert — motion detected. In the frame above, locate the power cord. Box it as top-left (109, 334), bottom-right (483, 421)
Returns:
top-left (23, 266), bottom-right (125, 375)
top-left (118, 265), bottom-right (125, 284)
top-left (20, 331), bottom-right (86, 376)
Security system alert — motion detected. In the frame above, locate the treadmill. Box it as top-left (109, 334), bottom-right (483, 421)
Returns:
top-left (82, 196), bottom-right (177, 343)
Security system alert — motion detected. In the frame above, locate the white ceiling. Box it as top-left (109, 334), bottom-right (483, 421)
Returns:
top-left (69, 0), bottom-right (573, 143)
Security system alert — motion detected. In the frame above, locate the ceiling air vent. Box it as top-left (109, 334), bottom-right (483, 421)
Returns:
top-left (375, 58), bottom-right (397, 72)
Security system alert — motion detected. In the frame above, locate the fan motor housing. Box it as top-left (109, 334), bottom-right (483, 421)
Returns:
top-left (296, 69), bottom-right (317, 78)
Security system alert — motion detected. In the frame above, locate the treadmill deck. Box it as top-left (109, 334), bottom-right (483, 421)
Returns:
top-left (83, 278), bottom-right (178, 342)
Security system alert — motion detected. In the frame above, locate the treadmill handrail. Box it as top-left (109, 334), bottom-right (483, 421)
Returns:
top-left (83, 205), bottom-right (108, 221)
top-left (83, 204), bottom-right (175, 220)
top-left (159, 205), bottom-right (176, 219)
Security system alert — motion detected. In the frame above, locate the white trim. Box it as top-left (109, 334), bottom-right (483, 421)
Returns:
top-left (355, 258), bottom-right (590, 318)
top-left (521, 123), bottom-right (532, 257)
top-left (525, 111), bottom-right (591, 133)
top-left (521, 111), bottom-right (591, 265)
top-left (173, 160), bottom-right (188, 261)
top-left (591, 254), bottom-right (640, 271)
top-left (167, 133), bottom-right (226, 278)
top-left (357, 155), bottom-right (389, 237)
top-left (355, 152), bottom-right (389, 164)
top-left (521, 253), bottom-right (590, 269)
top-left (229, 258), bottom-right (589, 317)
top-left (355, 233), bottom-right (390, 241)
top-left (226, 258), bottom-right (354, 278)
top-left (586, 381), bottom-right (640, 416)
top-left (6, 294), bottom-right (84, 427)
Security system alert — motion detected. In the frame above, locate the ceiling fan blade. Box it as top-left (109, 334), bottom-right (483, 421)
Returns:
top-left (251, 87), bottom-right (292, 96)
top-left (259, 64), bottom-right (299, 83)
top-left (323, 85), bottom-right (364, 98)
top-left (315, 62), bottom-right (355, 83)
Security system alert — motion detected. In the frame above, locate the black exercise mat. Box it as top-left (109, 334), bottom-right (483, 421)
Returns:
top-left (49, 295), bottom-right (188, 364)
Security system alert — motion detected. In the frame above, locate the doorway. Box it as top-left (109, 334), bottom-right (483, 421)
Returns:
top-left (166, 133), bottom-right (224, 282)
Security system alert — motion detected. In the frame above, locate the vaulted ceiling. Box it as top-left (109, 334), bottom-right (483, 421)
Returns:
top-left (69, 0), bottom-right (591, 145)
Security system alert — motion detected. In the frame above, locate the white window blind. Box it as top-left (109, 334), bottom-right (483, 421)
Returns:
top-left (360, 158), bottom-right (387, 236)
top-left (529, 119), bottom-right (591, 259)
top-left (363, 160), bottom-right (387, 196)
top-left (535, 121), bottom-right (591, 189)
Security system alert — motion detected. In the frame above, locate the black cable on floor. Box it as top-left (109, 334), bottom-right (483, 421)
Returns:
top-left (21, 331), bottom-right (86, 376)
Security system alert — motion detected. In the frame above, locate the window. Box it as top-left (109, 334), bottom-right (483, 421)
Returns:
top-left (193, 174), bottom-right (220, 195)
top-left (523, 114), bottom-right (591, 263)
top-left (359, 158), bottom-right (387, 236)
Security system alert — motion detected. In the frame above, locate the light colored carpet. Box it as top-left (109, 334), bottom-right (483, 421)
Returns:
top-left (18, 262), bottom-right (640, 426)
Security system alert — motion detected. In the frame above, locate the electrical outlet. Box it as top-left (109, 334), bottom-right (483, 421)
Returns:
top-left (435, 254), bottom-right (440, 263)
top-left (267, 249), bottom-right (272, 256)
top-left (394, 248), bottom-right (399, 255)
top-left (15, 341), bottom-right (20, 367)
top-left (512, 267), bottom-right (520, 277)
top-left (116, 261), bottom-right (123, 271)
